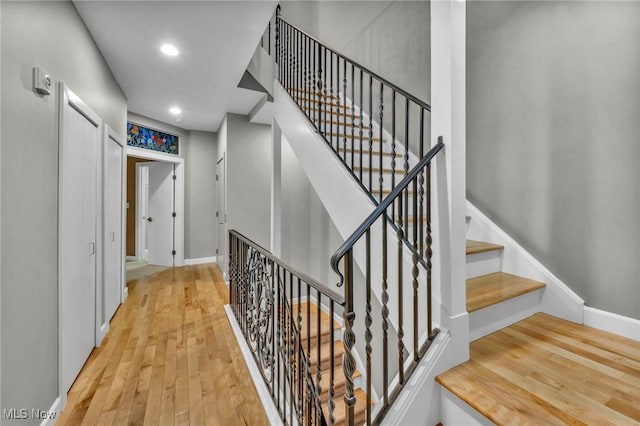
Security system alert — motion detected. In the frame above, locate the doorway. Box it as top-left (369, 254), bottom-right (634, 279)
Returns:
top-left (126, 146), bottom-right (185, 268)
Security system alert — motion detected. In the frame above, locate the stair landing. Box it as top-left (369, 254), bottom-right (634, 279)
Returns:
top-left (436, 313), bottom-right (640, 425)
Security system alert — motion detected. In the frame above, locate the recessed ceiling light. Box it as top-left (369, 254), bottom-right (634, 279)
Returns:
top-left (161, 44), bottom-right (179, 56)
top-left (169, 107), bottom-right (182, 115)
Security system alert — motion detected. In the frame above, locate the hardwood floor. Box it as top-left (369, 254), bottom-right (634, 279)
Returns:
top-left (57, 263), bottom-right (268, 426)
top-left (437, 313), bottom-right (640, 425)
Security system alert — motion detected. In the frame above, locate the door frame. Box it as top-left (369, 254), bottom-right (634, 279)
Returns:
top-left (58, 83), bottom-right (102, 405)
top-left (127, 146), bottom-right (185, 266)
top-left (99, 125), bottom-right (126, 344)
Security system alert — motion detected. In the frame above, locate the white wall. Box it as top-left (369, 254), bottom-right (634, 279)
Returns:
top-left (1, 0), bottom-right (127, 419)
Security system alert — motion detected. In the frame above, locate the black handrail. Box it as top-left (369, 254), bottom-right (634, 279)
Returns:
top-left (277, 16), bottom-right (431, 113)
top-left (331, 138), bottom-right (445, 279)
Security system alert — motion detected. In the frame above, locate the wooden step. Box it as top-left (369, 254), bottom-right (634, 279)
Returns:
top-left (466, 239), bottom-right (504, 255)
top-left (317, 364), bottom-right (362, 403)
top-left (353, 166), bottom-right (408, 175)
top-left (337, 147), bottom-right (400, 158)
top-left (372, 189), bottom-right (414, 196)
top-left (436, 313), bottom-right (640, 425)
top-left (323, 388), bottom-right (368, 426)
top-left (295, 302), bottom-right (341, 345)
top-left (308, 340), bottom-right (345, 373)
top-left (325, 132), bottom-right (384, 143)
top-left (466, 272), bottom-right (545, 313)
top-left (287, 87), bottom-right (339, 99)
top-left (306, 107), bottom-right (358, 119)
top-left (318, 118), bottom-right (370, 130)
top-left (295, 97), bottom-right (351, 110)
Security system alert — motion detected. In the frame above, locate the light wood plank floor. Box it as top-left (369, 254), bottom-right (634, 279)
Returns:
top-left (437, 313), bottom-right (640, 425)
top-left (57, 263), bottom-right (268, 426)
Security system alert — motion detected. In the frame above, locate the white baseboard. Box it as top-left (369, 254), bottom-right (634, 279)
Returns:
top-left (584, 306), bottom-right (640, 341)
top-left (125, 255), bottom-right (137, 261)
top-left (184, 256), bottom-right (217, 265)
top-left (97, 322), bottom-right (109, 346)
top-left (224, 305), bottom-right (284, 426)
top-left (40, 396), bottom-right (62, 426)
top-left (122, 285), bottom-right (129, 302)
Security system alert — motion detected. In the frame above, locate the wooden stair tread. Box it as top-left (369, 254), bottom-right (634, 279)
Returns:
top-left (466, 272), bottom-right (545, 313)
top-left (308, 340), bottom-right (345, 371)
top-left (325, 132), bottom-right (384, 142)
top-left (287, 87), bottom-right (339, 99)
top-left (436, 313), bottom-right (640, 426)
top-left (466, 239), bottom-right (504, 255)
top-left (353, 166), bottom-right (408, 174)
top-left (373, 189), bottom-right (414, 196)
top-left (295, 97), bottom-right (352, 110)
top-left (294, 302), bottom-right (341, 342)
top-left (323, 388), bottom-right (368, 426)
top-left (318, 365), bottom-right (362, 402)
top-left (337, 147), bottom-right (401, 157)
top-left (318, 118), bottom-right (370, 129)
top-left (305, 107), bottom-right (357, 118)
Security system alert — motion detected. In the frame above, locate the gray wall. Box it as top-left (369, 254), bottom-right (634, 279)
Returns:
top-left (467, 1), bottom-right (640, 319)
top-left (225, 113), bottom-right (272, 250)
top-left (1, 0), bottom-right (127, 420)
top-left (282, 1), bottom-right (431, 102)
top-left (186, 131), bottom-right (218, 259)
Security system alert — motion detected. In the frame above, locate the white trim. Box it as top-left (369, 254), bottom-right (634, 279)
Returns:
top-left (126, 255), bottom-right (137, 261)
top-left (39, 396), bottom-right (62, 426)
top-left (122, 286), bottom-right (129, 302)
top-left (224, 305), bottom-right (284, 426)
top-left (440, 387), bottom-right (492, 426)
top-left (126, 146), bottom-right (185, 267)
top-left (381, 330), bottom-right (452, 426)
top-left (584, 306), bottom-right (640, 341)
top-left (184, 256), bottom-right (217, 265)
top-left (466, 200), bottom-right (584, 323)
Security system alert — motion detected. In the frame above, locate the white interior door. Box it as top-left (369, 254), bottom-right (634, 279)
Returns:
top-left (136, 164), bottom-right (150, 261)
top-left (216, 156), bottom-right (226, 270)
top-left (104, 132), bottom-right (124, 322)
top-left (59, 85), bottom-right (99, 394)
top-left (147, 162), bottom-right (174, 266)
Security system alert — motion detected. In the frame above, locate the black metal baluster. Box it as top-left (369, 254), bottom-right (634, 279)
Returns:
top-left (275, 265), bottom-right (281, 416)
top-left (323, 46), bottom-right (328, 140)
top-left (365, 230), bottom-right (372, 425)
top-left (343, 58), bottom-right (347, 165)
top-left (381, 210), bottom-right (389, 407)
top-left (351, 63), bottom-right (355, 171)
top-left (270, 260), bottom-right (276, 399)
top-left (369, 75), bottom-right (374, 193)
top-left (275, 16), bottom-right (280, 81)
top-left (329, 299), bottom-right (335, 426)
top-left (296, 278), bottom-right (303, 421)
top-left (330, 52), bottom-right (335, 152)
top-left (359, 69), bottom-right (364, 185)
top-left (397, 191), bottom-right (405, 385)
top-left (404, 99), bottom-right (410, 234)
top-left (343, 251), bottom-right (356, 426)
top-left (413, 163), bottom-right (420, 362)
top-left (289, 271), bottom-right (294, 426)
top-left (315, 291), bottom-right (323, 424)
top-left (317, 43), bottom-right (322, 135)
top-left (378, 82), bottom-right (384, 203)
top-left (391, 90), bottom-right (397, 219)
top-left (419, 109), bottom-right (425, 257)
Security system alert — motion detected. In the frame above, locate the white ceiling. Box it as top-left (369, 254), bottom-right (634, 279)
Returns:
top-left (74, 0), bottom-right (278, 132)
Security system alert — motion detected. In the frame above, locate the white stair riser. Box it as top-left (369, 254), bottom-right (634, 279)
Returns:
top-left (440, 387), bottom-right (494, 426)
top-left (466, 250), bottom-right (502, 279)
top-left (469, 289), bottom-right (544, 342)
